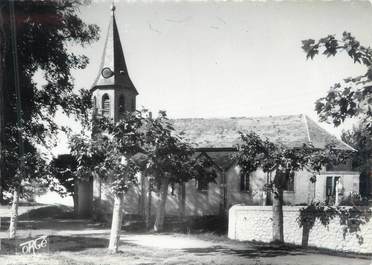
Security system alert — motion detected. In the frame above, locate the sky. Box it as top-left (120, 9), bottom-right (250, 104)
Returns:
top-left (51, 0), bottom-right (372, 155)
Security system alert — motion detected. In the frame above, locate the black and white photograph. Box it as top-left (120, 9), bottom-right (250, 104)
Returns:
top-left (0, 0), bottom-right (371, 264)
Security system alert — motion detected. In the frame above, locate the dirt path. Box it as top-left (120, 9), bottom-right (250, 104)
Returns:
top-left (120, 234), bottom-right (371, 265)
top-left (0, 217), bottom-right (370, 265)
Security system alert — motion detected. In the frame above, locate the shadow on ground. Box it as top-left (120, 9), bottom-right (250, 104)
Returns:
top-left (183, 244), bottom-right (305, 259)
top-left (183, 242), bottom-right (372, 261)
top-left (18, 205), bottom-right (74, 220)
top-left (0, 205), bottom-right (104, 232)
top-left (0, 235), bottom-right (109, 254)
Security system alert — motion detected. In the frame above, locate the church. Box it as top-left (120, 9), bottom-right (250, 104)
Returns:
top-left (76, 5), bottom-right (359, 218)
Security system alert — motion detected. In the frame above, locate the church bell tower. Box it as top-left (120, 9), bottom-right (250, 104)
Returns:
top-left (78, 4), bottom-right (139, 218)
top-left (91, 4), bottom-right (138, 122)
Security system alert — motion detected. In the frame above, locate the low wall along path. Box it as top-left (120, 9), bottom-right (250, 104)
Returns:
top-left (228, 205), bottom-right (372, 254)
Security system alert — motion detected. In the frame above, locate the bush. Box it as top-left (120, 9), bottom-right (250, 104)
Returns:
top-left (340, 192), bottom-right (369, 206)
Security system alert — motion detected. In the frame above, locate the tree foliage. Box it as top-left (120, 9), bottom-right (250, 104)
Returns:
top-left (235, 131), bottom-right (350, 243)
top-left (298, 202), bottom-right (372, 245)
top-left (302, 32), bottom-right (372, 134)
top-left (193, 155), bottom-right (219, 185)
top-left (234, 131), bottom-right (349, 191)
top-left (341, 124), bottom-right (372, 170)
top-left (341, 124), bottom-right (372, 198)
top-left (50, 154), bottom-right (77, 197)
top-left (69, 110), bottom-right (202, 195)
top-left (2, 0), bottom-right (99, 139)
top-left (69, 133), bottom-right (139, 195)
top-left (0, 0), bottom-right (99, 196)
top-left (143, 111), bottom-right (195, 188)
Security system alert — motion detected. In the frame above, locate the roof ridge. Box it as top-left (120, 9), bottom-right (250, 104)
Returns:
top-left (173, 115), bottom-right (356, 151)
top-left (91, 17), bottom-right (112, 88)
top-left (304, 115), bottom-right (356, 151)
top-left (172, 114), bottom-right (303, 120)
top-left (340, 141), bottom-right (357, 152)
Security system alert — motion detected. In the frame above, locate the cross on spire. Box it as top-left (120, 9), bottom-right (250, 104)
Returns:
top-left (111, 2), bottom-right (116, 15)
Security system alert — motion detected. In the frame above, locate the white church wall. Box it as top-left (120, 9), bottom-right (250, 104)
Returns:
top-left (225, 166), bottom-right (261, 208)
top-left (94, 172), bottom-right (223, 218)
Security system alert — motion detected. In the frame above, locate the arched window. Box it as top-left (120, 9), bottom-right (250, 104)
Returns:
top-left (284, 175), bottom-right (295, 191)
top-left (197, 178), bottom-right (209, 192)
top-left (118, 95), bottom-right (125, 114)
top-left (102, 94), bottom-right (110, 118)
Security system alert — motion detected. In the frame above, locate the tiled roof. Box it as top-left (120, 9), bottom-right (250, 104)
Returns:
top-left (173, 114), bottom-right (354, 151)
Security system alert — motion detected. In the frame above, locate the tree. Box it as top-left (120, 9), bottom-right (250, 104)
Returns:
top-left (0, 2), bottom-right (5, 204)
top-left (143, 111), bottom-right (195, 232)
top-left (70, 112), bottom-right (146, 253)
top-left (69, 109), bottom-right (214, 249)
top-left (7, 147), bottom-right (50, 238)
top-left (50, 154), bottom-right (79, 215)
top-left (302, 32), bottom-right (372, 135)
top-left (0, 0), bottom-right (99, 238)
top-left (235, 132), bottom-right (348, 243)
top-left (341, 124), bottom-right (372, 200)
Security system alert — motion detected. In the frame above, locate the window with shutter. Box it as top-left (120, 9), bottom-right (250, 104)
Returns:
top-left (284, 176), bottom-right (295, 191)
top-left (197, 178), bottom-right (209, 192)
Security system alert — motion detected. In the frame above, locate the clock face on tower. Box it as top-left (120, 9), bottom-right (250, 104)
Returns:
top-left (101, 67), bottom-right (114, 79)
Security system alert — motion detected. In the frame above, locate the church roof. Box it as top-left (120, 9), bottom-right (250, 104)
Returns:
top-left (91, 6), bottom-right (138, 94)
top-left (172, 114), bottom-right (354, 151)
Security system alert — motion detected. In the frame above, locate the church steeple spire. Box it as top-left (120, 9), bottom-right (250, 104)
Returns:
top-left (91, 4), bottom-right (138, 94)
top-left (91, 4), bottom-right (138, 121)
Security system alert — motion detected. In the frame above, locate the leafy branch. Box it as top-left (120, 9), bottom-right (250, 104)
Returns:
top-left (302, 32), bottom-right (372, 134)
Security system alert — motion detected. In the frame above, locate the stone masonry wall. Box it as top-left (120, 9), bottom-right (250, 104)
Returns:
top-left (228, 205), bottom-right (372, 254)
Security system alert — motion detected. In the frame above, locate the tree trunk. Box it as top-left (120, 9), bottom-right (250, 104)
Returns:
top-left (145, 178), bottom-right (152, 230)
top-left (77, 177), bottom-right (93, 218)
top-left (93, 173), bottom-right (101, 203)
top-left (301, 222), bottom-right (310, 247)
top-left (221, 171), bottom-right (227, 215)
top-left (108, 193), bottom-right (124, 253)
top-left (0, 2), bottom-right (5, 205)
top-left (73, 176), bottom-right (79, 217)
top-left (139, 173), bottom-right (145, 218)
top-left (73, 194), bottom-right (79, 218)
top-left (179, 182), bottom-right (186, 219)
top-left (272, 187), bottom-right (284, 243)
top-left (179, 182), bottom-right (187, 232)
top-left (9, 188), bottom-right (20, 239)
top-left (154, 177), bottom-right (169, 232)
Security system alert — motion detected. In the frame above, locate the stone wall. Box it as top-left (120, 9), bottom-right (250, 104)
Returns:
top-left (228, 205), bottom-right (372, 254)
